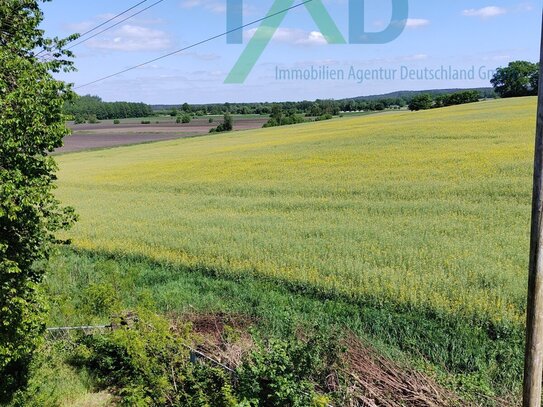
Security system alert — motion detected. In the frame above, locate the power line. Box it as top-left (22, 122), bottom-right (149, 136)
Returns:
top-left (76, 0), bottom-right (314, 89)
top-left (67, 0), bottom-right (166, 50)
top-left (36, 0), bottom-right (163, 59)
top-left (77, 0), bottom-right (151, 40)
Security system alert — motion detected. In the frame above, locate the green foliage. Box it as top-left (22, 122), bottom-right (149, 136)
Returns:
top-left (64, 94), bottom-right (153, 120)
top-left (208, 117), bottom-right (214, 123)
top-left (434, 90), bottom-right (480, 108)
top-left (0, 0), bottom-right (77, 401)
top-left (70, 311), bottom-right (239, 406)
top-left (71, 312), bottom-right (188, 406)
top-left (141, 120), bottom-right (151, 125)
top-left (176, 114), bottom-right (191, 124)
top-left (263, 109), bottom-right (306, 128)
top-left (47, 249), bottom-right (525, 400)
top-left (408, 93), bottom-right (434, 111)
top-left (491, 60), bottom-right (539, 98)
top-left (9, 342), bottom-right (95, 407)
top-left (212, 113), bottom-right (234, 133)
top-left (114, 119), bottom-right (121, 125)
top-left (313, 114), bottom-right (333, 122)
top-left (237, 334), bottom-right (341, 406)
top-left (173, 364), bottom-right (238, 407)
top-left (87, 114), bottom-right (99, 124)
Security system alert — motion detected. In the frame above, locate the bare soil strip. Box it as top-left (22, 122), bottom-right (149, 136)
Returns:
top-left (56, 117), bottom-right (268, 153)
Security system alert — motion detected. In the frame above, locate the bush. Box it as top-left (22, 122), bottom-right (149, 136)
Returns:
top-left (113, 119), bottom-right (120, 125)
top-left (208, 117), bottom-right (214, 123)
top-left (87, 114), bottom-right (99, 124)
top-left (70, 312), bottom-right (237, 406)
top-left (211, 113), bottom-right (233, 133)
top-left (141, 120), bottom-right (151, 125)
top-left (236, 334), bottom-right (341, 406)
top-left (314, 114), bottom-right (333, 122)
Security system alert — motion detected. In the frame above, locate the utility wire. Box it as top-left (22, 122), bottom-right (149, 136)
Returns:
top-left (76, 0), bottom-right (314, 89)
top-left (36, 0), bottom-right (162, 59)
top-left (77, 0), bottom-right (151, 40)
top-left (66, 0), bottom-right (166, 50)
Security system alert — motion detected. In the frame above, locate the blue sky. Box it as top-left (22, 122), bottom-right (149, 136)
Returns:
top-left (40, 0), bottom-right (542, 104)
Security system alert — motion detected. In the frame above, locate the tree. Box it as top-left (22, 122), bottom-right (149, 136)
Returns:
top-left (223, 112), bottom-right (233, 131)
top-left (408, 94), bottom-right (433, 111)
top-left (0, 1), bottom-right (77, 401)
top-left (491, 61), bottom-right (539, 98)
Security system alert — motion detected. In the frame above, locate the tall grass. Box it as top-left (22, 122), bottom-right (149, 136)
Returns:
top-left (56, 97), bottom-right (535, 327)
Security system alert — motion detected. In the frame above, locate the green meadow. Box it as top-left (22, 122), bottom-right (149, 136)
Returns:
top-left (52, 97), bottom-right (537, 399)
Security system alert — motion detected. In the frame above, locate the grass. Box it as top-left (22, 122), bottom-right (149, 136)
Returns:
top-left (56, 97), bottom-right (535, 327)
top-left (52, 97), bottom-right (537, 399)
top-left (44, 249), bottom-right (522, 402)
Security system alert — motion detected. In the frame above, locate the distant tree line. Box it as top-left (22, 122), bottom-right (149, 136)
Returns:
top-left (407, 60), bottom-right (540, 112)
top-left (165, 98), bottom-right (404, 117)
top-left (66, 88), bottom-right (499, 123)
top-left (408, 90), bottom-right (481, 111)
top-left (64, 95), bottom-right (153, 122)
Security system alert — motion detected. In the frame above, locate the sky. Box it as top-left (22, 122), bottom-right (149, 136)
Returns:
top-left (39, 0), bottom-right (542, 104)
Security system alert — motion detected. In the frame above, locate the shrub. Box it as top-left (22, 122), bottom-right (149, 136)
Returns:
top-left (208, 117), bottom-right (214, 123)
top-left (236, 334), bottom-right (341, 406)
top-left (141, 120), bottom-right (151, 125)
top-left (113, 119), bottom-right (120, 125)
top-left (211, 113), bottom-right (233, 133)
top-left (70, 312), bottom-right (237, 406)
top-left (87, 114), bottom-right (99, 124)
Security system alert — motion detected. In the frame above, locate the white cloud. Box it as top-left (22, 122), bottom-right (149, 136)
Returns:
top-left (244, 28), bottom-right (328, 46)
top-left (180, 0), bottom-right (225, 13)
top-left (405, 18), bottom-right (430, 28)
top-left (86, 24), bottom-right (172, 51)
top-left (462, 6), bottom-right (507, 18)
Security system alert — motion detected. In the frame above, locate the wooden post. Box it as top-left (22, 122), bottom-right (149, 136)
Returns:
top-left (524, 9), bottom-right (543, 407)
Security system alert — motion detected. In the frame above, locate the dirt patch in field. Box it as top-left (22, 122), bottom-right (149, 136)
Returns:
top-left (56, 118), bottom-right (268, 153)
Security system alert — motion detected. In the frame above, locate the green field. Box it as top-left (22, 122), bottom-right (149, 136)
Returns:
top-left (56, 97), bottom-right (534, 326)
top-left (52, 97), bottom-right (537, 400)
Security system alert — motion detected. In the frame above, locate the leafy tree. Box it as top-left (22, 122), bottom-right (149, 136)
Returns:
top-left (491, 61), bottom-right (539, 98)
top-left (0, 0), bottom-right (77, 401)
top-left (408, 94), bottom-right (433, 111)
top-left (222, 112), bottom-right (233, 131)
top-left (270, 104), bottom-right (283, 123)
top-left (212, 113), bottom-right (234, 133)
